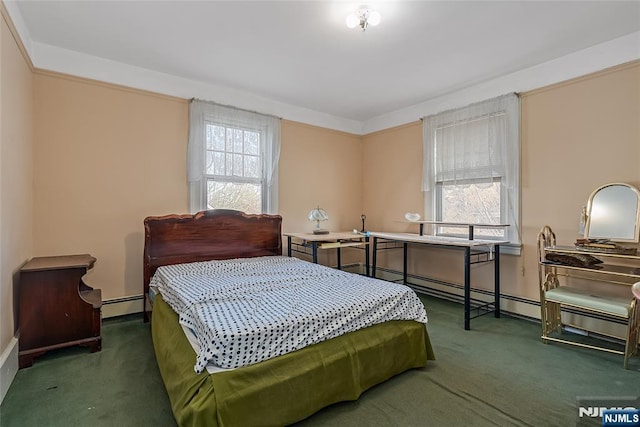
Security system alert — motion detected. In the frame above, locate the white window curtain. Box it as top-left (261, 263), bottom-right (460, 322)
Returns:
top-left (187, 99), bottom-right (281, 214)
top-left (422, 93), bottom-right (520, 246)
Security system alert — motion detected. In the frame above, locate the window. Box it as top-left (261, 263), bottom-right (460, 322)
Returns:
top-left (436, 178), bottom-right (504, 238)
top-left (205, 124), bottom-right (262, 213)
top-left (188, 100), bottom-right (280, 214)
top-left (422, 93), bottom-right (520, 250)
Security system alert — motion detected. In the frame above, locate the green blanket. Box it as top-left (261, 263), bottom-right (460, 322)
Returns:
top-left (152, 294), bottom-right (435, 427)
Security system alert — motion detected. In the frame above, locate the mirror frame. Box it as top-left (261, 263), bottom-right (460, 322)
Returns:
top-left (584, 182), bottom-right (640, 243)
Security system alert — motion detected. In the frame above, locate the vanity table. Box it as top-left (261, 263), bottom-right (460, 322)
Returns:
top-left (537, 183), bottom-right (640, 368)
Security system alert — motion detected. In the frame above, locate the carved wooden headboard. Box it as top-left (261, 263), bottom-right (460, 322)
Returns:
top-left (142, 209), bottom-right (282, 321)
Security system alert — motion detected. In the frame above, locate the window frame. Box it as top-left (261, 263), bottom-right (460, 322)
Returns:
top-left (435, 176), bottom-right (506, 240)
top-left (422, 93), bottom-right (520, 254)
top-left (187, 99), bottom-right (280, 215)
top-left (203, 120), bottom-right (266, 213)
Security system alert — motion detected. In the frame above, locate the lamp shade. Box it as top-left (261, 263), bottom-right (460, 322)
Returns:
top-left (308, 207), bottom-right (329, 234)
top-left (308, 207), bottom-right (329, 223)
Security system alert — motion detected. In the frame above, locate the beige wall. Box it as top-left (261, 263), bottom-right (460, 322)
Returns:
top-left (1, 0), bottom-right (638, 364)
top-left (26, 60), bottom-right (640, 316)
top-left (520, 61), bottom-right (640, 301)
top-left (33, 73), bottom-right (189, 299)
top-left (0, 9), bottom-right (34, 356)
top-left (280, 120), bottom-right (363, 266)
top-left (30, 79), bottom-right (364, 301)
top-left (280, 120), bottom-right (362, 233)
top-left (363, 61), bottom-right (640, 313)
top-left (362, 122), bottom-right (423, 234)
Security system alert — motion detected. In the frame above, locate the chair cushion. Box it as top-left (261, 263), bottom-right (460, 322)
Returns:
top-left (545, 286), bottom-right (632, 318)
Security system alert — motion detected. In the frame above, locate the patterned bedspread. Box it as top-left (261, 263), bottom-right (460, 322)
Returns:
top-left (150, 256), bottom-right (428, 373)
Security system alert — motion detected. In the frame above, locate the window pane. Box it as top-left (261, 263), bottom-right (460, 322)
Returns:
top-left (205, 151), bottom-right (226, 175)
top-left (213, 125), bottom-right (225, 150)
top-left (234, 129), bottom-right (243, 153)
top-left (226, 129), bottom-right (233, 152)
top-left (206, 124), bottom-right (226, 151)
top-left (233, 154), bottom-right (243, 176)
top-left (213, 152), bottom-right (225, 175)
top-left (225, 155), bottom-right (233, 176)
top-left (205, 123), bottom-right (264, 212)
top-left (205, 150), bottom-right (214, 175)
top-left (244, 155), bottom-right (259, 178)
top-left (439, 181), bottom-right (503, 237)
top-left (207, 180), bottom-right (261, 214)
top-left (205, 124), bottom-right (213, 150)
top-left (245, 131), bottom-right (259, 155)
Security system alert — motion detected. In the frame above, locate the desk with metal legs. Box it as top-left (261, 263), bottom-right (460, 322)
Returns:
top-left (284, 231), bottom-right (370, 276)
top-left (369, 232), bottom-right (506, 330)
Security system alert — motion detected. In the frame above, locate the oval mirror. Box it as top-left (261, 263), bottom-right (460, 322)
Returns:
top-left (584, 183), bottom-right (640, 243)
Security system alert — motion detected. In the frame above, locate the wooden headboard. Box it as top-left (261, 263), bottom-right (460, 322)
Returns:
top-left (143, 209), bottom-right (282, 321)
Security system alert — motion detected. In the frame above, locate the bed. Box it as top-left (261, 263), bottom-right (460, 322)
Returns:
top-left (143, 209), bottom-right (435, 427)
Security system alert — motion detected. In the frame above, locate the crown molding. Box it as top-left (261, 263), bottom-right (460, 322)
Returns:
top-left (3, 3), bottom-right (638, 136)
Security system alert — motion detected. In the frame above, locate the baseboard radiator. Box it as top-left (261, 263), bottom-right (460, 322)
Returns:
top-left (371, 264), bottom-right (630, 346)
top-left (102, 295), bottom-right (144, 318)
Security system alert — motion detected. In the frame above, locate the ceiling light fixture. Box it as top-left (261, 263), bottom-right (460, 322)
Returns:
top-left (346, 7), bottom-right (381, 31)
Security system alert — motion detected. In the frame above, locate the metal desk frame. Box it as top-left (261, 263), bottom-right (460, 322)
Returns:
top-left (370, 232), bottom-right (507, 330)
top-left (284, 231), bottom-right (370, 276)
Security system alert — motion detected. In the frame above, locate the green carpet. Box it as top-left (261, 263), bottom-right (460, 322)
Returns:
top-left (1, 296), bottom-right (638, 426)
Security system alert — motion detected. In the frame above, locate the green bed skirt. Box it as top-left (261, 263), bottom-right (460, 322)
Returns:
top-left (152, 294), bottom-right (435, 427)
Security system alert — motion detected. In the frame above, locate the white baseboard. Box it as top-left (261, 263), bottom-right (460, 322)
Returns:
top-left (0, 337), bottom-right (19, 405)
top-left (101, 295), bottom-right (144, 318)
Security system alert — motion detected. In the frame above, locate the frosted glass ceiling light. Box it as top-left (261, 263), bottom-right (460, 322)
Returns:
top-left (346, 13), bottom-right (360, 29)
top-left (346, 7), bottom-right (381, 31)
top-left (367, 10), bottom-right (381, 26)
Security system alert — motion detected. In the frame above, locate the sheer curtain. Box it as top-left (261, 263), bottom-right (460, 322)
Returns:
top-left (187, 99), bottom-right (281, 214)
top-left (422, 93), bottom-right (520, 245)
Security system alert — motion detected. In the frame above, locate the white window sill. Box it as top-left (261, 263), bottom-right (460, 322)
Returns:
top-left (499, 243), bottom-right (521, 256)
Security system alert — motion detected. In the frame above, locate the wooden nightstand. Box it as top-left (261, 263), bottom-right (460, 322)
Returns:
top-left (18, 254), bottom-right (102, 368)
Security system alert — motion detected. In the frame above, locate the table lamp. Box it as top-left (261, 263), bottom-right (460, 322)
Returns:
top-left (308, 206), bottom-right (329, 234)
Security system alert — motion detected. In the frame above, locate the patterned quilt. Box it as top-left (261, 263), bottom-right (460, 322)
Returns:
top-left (151, 256), bottom-right (428, 373)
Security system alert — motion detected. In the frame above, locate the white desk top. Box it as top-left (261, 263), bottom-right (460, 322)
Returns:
top-left (369, 232), bottom-right (508, 247)
top-left (284, 231), bottom-right (365, 242)
top-left (406, 221), bottom-right (509, 228)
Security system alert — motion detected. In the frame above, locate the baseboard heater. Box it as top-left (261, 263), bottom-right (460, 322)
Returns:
top-left (102, 294), bottom-right (144, 318)
top-left (102, 295), bottom-right (144, 305)
top-left (372, 265), bottom-right (628, 326)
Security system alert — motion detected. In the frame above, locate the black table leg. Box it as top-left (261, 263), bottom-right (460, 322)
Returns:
top-left (365, 236), bottom-right (370, 276)
top-left (372, 237), bottom-right (378, 278)
top-left (312, 242), bottom-right (318, 263)
top-left (494, 244), bottom-right (501, 318)
top-left (337, 247), bottom-right (342, 270)
top-left (403, 242), bottom-right (408, 285)
top-left (287, 236), bottom-right (292, 257)
top-left (464, 246), bottom-right (471, 331)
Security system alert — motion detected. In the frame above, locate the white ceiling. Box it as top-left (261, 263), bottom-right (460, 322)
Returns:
top-left (9, 1), bottom-right (640, 131)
